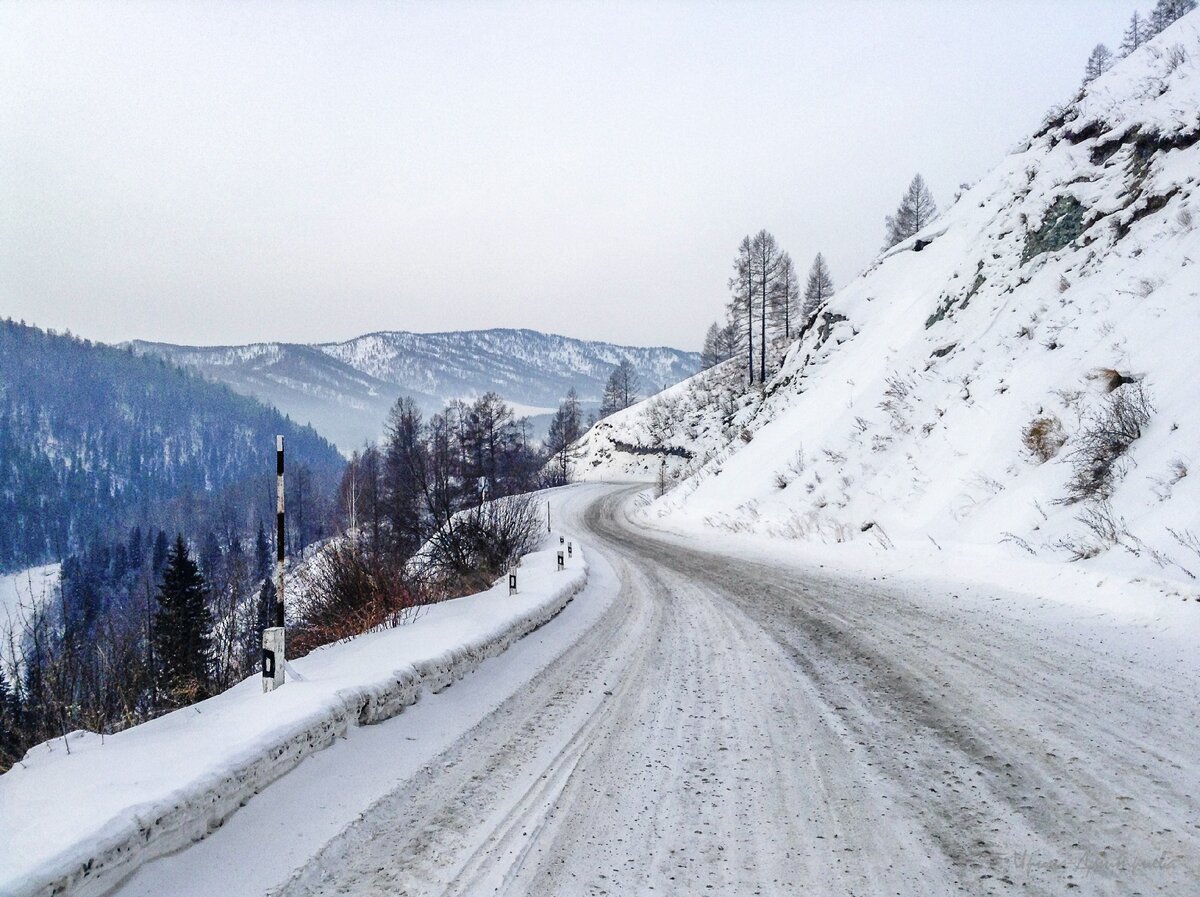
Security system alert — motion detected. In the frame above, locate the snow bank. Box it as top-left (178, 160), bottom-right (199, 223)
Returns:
top-left (0, 544), bottom-right (587, 897)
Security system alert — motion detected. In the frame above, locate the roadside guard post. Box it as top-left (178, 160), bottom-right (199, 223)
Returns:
top-left (567, 541), bottom-right (573, 558)
top-left (263, 434), bottom-right (286, 692)
top-left (559, 535), bottom-right (564, 545)
top-left (508, 570), bottom-right (517, 595)
top-left (557, 550), bottom-right (565, 571)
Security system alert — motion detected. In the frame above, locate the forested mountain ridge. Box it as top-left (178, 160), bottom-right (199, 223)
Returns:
top-left (130, 328), bottom-right (700, 452)
top-left (0, 320), bottom-right (345, 572)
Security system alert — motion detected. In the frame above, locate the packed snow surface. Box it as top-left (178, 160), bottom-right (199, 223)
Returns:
top-left (85, 485), bottom-right (1200, 896)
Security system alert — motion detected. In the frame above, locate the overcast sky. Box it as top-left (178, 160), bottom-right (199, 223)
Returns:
top-left (1, 1), bottom-right (1134, 351)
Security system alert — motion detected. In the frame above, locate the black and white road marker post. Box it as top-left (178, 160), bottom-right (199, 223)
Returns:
top-left (557, 550), bottom-right (565, 571)
top-left (567, 541), bottom-right (573, 558)
top-left (508, 570), bottom-right (518, 595)
top-left (263, 435), bottom-right (286, 692)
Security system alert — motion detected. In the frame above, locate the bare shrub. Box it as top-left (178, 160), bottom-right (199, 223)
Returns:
top-left (290, 535), bottom-right (422, 656)
top-left (419, 494), bottom-right (543, 594)
top-left (1022, 415), bottom-right (1067, 462)
top-left (1063, 382), bottom-right (1153, 503)
top-left (786, 448), bottom-right (806, 477)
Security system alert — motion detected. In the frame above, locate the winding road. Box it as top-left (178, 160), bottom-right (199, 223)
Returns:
top-left (265, 484), bottom-right (1199, 897)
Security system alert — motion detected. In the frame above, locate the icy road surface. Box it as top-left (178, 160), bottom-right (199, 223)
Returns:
top-left (268, 485), bottom-right (1198, 897)
top-left (113, 483), bottom-right (1197, 897)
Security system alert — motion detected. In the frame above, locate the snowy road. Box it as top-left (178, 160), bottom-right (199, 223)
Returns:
top-left (261, 484), bottom-right (1198, 897)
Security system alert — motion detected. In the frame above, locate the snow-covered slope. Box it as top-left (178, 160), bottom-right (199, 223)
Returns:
top-left (575, 14), bottom-right (1200, 587)
top-left (131, 329), bottom-right (698, 453)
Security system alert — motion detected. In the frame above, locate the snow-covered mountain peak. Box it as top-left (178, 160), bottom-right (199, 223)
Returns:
top-left (131, 328), bottom-right (699, 452)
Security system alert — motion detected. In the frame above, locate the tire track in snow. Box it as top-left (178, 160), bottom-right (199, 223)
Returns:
top-left (278, 486), bottom-right (1199, 896)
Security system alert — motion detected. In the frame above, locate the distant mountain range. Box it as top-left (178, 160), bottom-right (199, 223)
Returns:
top-left (0, 320), bottom-right (344, 572)
top-left (129, 329), bottom-right (699, 452)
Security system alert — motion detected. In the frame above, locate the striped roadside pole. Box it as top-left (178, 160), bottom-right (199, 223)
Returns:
top-left (263, 435), bottom-right (286, 692)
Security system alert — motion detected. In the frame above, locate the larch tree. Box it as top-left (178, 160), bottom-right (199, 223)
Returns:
top-left (545, 388), bottom-right (584, 484)
top-left (728, 236), bottom-right (755, 383)
top-left (599, 359), bottom-right (641, 418)
top-left (884, 174), bottom-right (938, 248)
top-left (153, 536), bottom-right (213, 707)
top-left (1120, 11), bottom-right (1149, 54)
top-left (802, 253), bottom-right (835, 329)
top-left (700, 318), bottom-right (740, 369)
top-left (750, 229), bottom-right (782, 383)
top-left (770, 252), bottom-right (799, 341)
top-left (700, 322), bottom-right (723, 370)
top-left (1082, 43), bottom-right (1114, 85)
top-left (1149, 0), bottom-right (1196, 34)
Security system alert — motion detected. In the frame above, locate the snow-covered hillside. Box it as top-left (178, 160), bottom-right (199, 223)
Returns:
top-left (575, 14), bottom-right (1200, 588)
top-left (131, 329), bottom-right (698, 453)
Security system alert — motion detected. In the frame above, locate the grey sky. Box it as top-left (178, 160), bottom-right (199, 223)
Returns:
top-left (1, 1), bottom-right (1133, 351)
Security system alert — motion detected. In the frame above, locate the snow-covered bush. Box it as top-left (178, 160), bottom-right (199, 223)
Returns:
top-left (290, 535), bottom-right (422, 655)
top-left (416, 494), bottom-right (543, 593)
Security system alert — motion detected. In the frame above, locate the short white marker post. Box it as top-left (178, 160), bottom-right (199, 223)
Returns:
top-left (263, 435), bottom-right (286, 693)
top-left (508, 570), bottom-right (518, 595)
top-left (567, 541), bottom-right (573, 558)
top-left (557, 550), bottom-right (565, 571)
top-left (559, 535), bottom-right (565, 545)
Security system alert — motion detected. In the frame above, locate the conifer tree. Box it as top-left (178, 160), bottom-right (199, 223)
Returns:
top-left (700, 319), bottom-right (739, 369)
top-left (770, 252), bottom-right (799, 341)
top-left (802, 253), bottom-right (835, 326)
top-left (154, 536), bottom-right (213, 706)
top-left (884, 174), bottom-right (938, 248)
top-left (152, 529), bottom-right (169, 574)
top-left (255, 521), bottom-right (271, 582)
top-left (1149, 0), bottom-right (1196, 35)
top-left (1082, 44), bottom-right (1114, 86)
top-left (750, 230), bottom-right (782, 383)
top-left (545, 389), bottom-right (584, 484)
top-left (728, 236), bottom-right (755, 383)
top-left (1120, 11), bottom-right (1149, 54)
top-left (599, 360), bottom-right (640, 418)
top-left (0, 667), bottom-right (22, 769)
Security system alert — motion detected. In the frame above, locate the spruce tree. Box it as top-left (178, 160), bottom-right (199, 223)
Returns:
top-left (0, 667), bottom-right (22, 770)
top-left (154, 536), bottom-right (213, 706)
top-left (255, 521), bottom-right (271, 582)
top-left (152, 529), bottom-right (169, 574)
